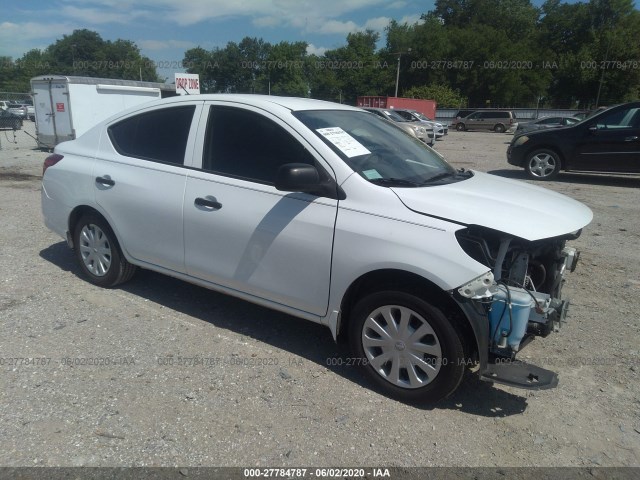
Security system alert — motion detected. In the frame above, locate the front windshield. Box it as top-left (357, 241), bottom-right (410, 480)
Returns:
top-left (294, 110), bottom-right (459, 186)
top-left (381, 109), bottom-right (408, 122)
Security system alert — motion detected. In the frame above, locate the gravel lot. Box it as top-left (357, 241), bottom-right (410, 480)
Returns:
top-left (1, 121), bottom-right (639, 469)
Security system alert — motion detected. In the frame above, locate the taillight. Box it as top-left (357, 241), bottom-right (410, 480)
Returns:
top-left (43, 154), bottom-right (63, 175)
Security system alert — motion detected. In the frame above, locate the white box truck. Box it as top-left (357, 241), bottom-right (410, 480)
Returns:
top-left (31, 75), bottom-right (174, 148)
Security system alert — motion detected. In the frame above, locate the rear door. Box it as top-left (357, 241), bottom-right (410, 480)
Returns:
top-left (183, 103), bottom-right (338, 316)
top-left (94, 102), bottom-right (202, 273)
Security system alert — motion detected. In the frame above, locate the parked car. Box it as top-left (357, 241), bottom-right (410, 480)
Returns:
top-left (14, 99), bottom-right (36, 121)
top-left (363, 107), bottom-right (435, 145)
top-left (42, 95), bottom-right (592, 403)
top-left (514, 116), bottom-right (580, 135)
top-left (508, 102), bottom-right (640, 180)
top-left (0, 109), bottom-right (23, 130)
top-left (454, 110), bottom-right (518, 133)
top-left (393, 108), bottom-right (448, 138)
top-left (6, 102), bottom-right (28, 119)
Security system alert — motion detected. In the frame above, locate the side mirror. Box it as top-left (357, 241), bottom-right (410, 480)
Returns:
top-left (275, 163), bottom-right (321, 193)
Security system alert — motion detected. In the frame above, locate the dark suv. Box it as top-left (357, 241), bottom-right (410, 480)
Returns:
top-left (507, 102), bottom-right (640, 180)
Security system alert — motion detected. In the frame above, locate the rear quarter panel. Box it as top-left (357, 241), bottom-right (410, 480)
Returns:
top-left (41, 130), bottom-right (102, 239)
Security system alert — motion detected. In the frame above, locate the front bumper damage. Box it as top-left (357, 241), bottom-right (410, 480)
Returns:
top-left (453, 233), bottom-right (582, 390)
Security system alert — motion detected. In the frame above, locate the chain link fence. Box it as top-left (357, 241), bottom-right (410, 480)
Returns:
top-left (0, 92), bottom-right (33, 151)
top-left (0, 91), bottom-right (32, 100)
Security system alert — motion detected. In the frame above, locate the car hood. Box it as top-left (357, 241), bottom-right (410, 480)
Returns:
top-left (392, 171), bottom-right (593, 241)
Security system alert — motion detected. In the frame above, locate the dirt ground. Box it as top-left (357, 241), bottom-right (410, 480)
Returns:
top-left (0, 121), bottom-right (639, 469)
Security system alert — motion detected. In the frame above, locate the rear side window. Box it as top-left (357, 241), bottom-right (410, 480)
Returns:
top-left (108, 106), bottom-right (195, 165)
top-left (488, 112), bottom-right (509, 119)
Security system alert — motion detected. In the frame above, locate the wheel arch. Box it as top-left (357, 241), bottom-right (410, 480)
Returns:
top-left (336, 269), bottom-right (479, 363)
top-left (67, 205), bottom-right (124, 252)
top-left (68, 205), bottom-right (137, 287)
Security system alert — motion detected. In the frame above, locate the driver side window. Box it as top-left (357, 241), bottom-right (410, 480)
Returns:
top-left (202, 106), bottom-right (317, 184)
top-left (596, 107), bottom-right (640, 129)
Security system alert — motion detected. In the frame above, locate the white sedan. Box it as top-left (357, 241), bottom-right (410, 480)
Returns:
top-left (42, 95), bottom-right (592, 403)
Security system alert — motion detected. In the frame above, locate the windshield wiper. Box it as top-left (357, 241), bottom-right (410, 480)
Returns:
top-left (370, 177), bottom-right (422, 187)
top-left (421, 172), bottom-right (456, 183)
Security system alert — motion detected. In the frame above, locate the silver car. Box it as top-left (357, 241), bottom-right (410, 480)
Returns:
top-left (363, 107), bottom-right (435, 145)
top-left (394, 108), bottom-right (448, 138)
top-left (455, 110), bottom-right (517, 133)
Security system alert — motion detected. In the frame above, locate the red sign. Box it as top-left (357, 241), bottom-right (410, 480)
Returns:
top-left (56, 103), bottom-right (65, 112)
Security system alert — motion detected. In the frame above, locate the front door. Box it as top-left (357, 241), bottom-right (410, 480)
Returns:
top-left (572, 105), bottom-right (640, 173)
top-left (184, 104), bottom-right (338, 316)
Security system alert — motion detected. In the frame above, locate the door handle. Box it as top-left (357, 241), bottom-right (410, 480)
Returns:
top-left (624, 136), bottom-right (639, 142)
top-left (195, 197), bottom-right (222, 210)
top-left (95, 176), bottom-right (115, 186)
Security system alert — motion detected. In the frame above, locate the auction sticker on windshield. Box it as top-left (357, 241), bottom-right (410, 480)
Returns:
top-left (316, 127), bottom-right (371, 158)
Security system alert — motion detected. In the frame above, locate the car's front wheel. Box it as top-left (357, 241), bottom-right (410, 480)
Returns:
top-left (73, 214), bottom-right (136, 287)
top-left (349, 291), bottom-right (465, 403)
top-left (456, 123), bottom-right (466, 131)
top-left (525, 149), bottom-right (561, 180)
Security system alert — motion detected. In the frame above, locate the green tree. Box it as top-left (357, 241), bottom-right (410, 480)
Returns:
top-left (266, 41), bottom-right (309, 96)
top-left (537, 0), bottom-right (640, 107)
top-left (183, 47), bottom-right (219, 92)
top-left (383, 16), bottom-right (450, 91)
top-left (184, 37), bottom-right (274, 93)
top-left (404, 83), bottom-right (468, 107)
top-left (320, 30), bottom-right (394, 104)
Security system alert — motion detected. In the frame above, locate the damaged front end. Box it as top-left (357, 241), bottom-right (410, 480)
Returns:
top-left (455, 225), bottom-right (583, 390)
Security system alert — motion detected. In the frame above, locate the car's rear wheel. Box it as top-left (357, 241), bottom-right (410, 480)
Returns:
top-left (456, 123), bottom-right (466, 131)
top-left (525, 149), bottom-right (561, 180)
top-left (494, 124), bottom-right (506, 133)
top-left (73, 214), bottom-right (136, 287)
top-left (349, 291), bottom-right (465, 403)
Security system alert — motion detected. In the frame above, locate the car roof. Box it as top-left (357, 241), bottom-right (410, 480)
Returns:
top-left (146, 94), bottom-right (363, 113)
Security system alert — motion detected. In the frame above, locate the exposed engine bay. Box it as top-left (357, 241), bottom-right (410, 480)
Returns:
top-left (456, 225), bottom-right (582, 358)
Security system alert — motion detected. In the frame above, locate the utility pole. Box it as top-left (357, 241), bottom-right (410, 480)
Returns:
top-left (394, 48), bottom-right (411, 97)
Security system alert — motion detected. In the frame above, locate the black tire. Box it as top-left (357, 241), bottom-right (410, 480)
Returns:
top-left (494, 123), bottom-right (506, 133)
top-left (455, 123), bottom-right (466, 132)
top-left (349, 291), bottom-right (465, 403)
top-left (73, 214), bottom-right (136, 287)
top-left (525, 149), bottom-right (561, 180)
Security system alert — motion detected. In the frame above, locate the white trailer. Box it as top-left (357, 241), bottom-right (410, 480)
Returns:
top-left (31, 75), bottom-right (173, 148)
